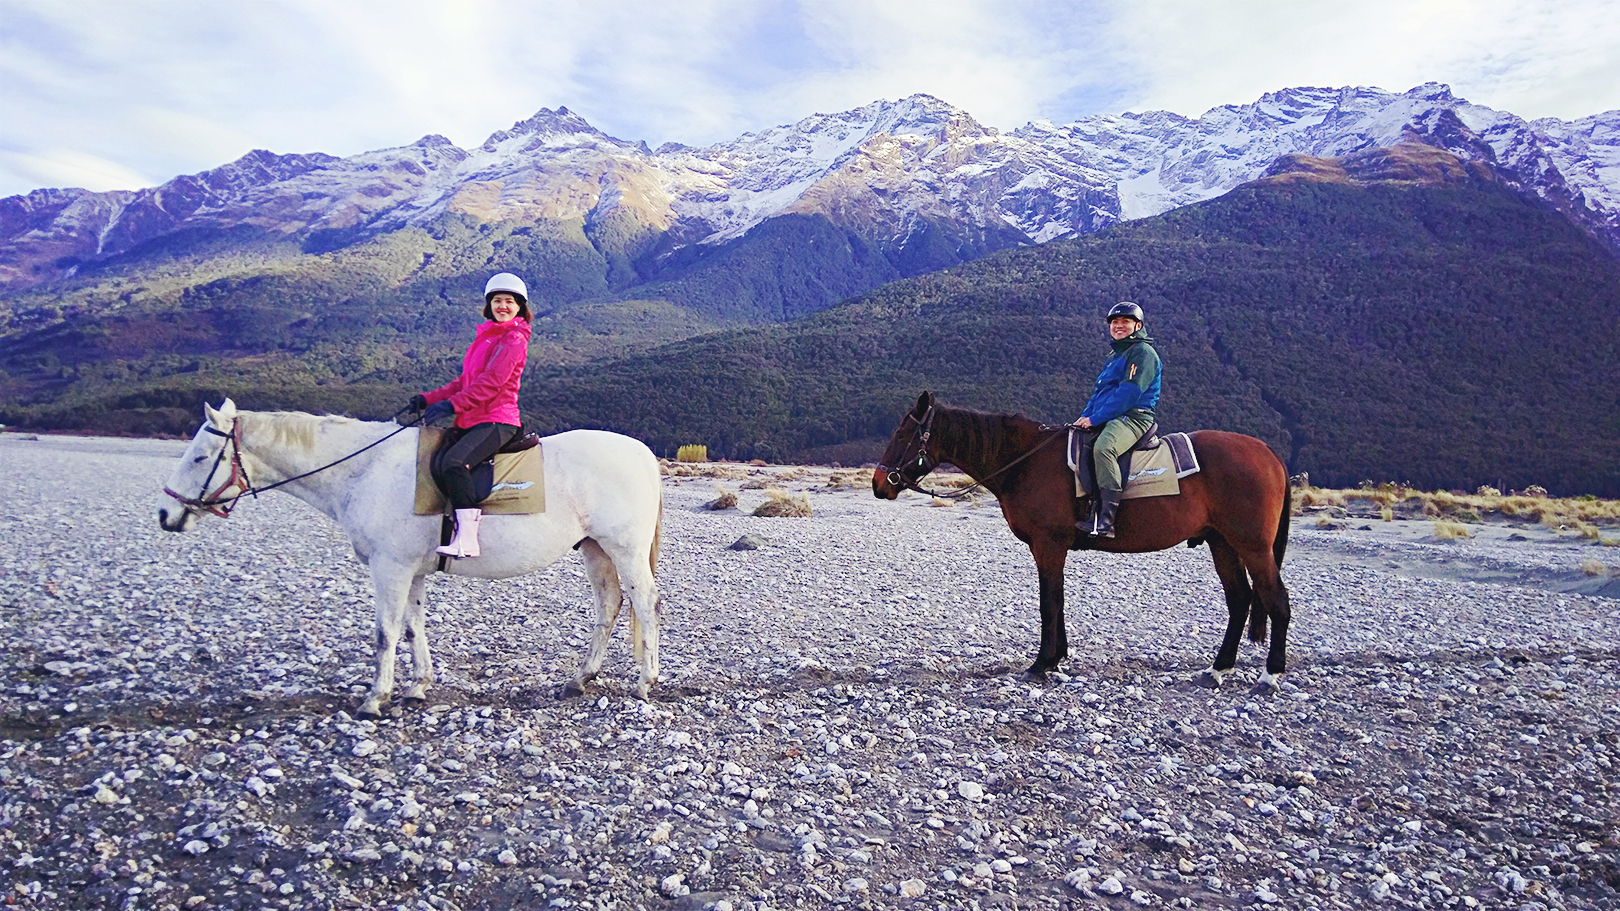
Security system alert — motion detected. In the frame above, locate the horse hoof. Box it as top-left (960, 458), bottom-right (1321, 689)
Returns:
top-left (1194, 669), bottom-right (1225, 689)
top-left (1256, 670), bottom-right (1280, 690)
top-left (357, 700), bottom-right (386, 719)
top-left (1023, 667), bottom-right (1049, 684)
top-left (559, 681), bottom-right (586, 700)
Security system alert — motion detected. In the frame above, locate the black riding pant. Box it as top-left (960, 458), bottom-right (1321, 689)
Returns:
top-left (434, 422), bottom-right (518, 509)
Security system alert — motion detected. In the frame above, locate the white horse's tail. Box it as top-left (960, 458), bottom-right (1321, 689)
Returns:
top-left (650, 492), bottom-right (663, 575)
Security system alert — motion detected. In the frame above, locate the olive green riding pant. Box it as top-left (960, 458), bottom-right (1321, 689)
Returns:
top-left (1092, 411), bottom-right (1157, 492)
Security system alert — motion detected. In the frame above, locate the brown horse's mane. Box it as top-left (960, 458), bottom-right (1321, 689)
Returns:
top-left (932, 403), bottom-right (1051, 467)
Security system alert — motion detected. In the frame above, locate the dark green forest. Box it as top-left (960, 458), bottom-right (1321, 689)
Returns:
top-left (519, 180), bottom-right (1620, 494)
top-left (3, 176), bottom-right (1617, 495)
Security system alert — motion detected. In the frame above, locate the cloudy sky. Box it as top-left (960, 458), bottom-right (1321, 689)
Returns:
top-left (2, 0), bottom-right (1617, 199)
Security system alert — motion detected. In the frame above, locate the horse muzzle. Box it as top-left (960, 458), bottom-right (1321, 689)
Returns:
top-left (157, 498), bottom-right (198, 533)
top-left (871, 467), bottom-right (902, 500)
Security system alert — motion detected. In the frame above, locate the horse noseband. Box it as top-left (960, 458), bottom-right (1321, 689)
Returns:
top-left (163, 420), bottom-right (253, 518)
top-left (878, 407), bottom-right (937, 491)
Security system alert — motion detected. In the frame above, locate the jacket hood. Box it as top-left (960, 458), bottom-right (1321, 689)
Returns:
top-left (1111, 327), bottom-right (1154, 352)
top-left (479, 316), bottom-right (532, 337)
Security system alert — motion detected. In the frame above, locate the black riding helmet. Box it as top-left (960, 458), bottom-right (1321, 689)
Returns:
top-left (1107, 301), bottom-right (1144, 323)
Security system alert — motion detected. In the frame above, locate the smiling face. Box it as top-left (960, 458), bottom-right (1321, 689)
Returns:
top-left (487, 292), bottom-right (521, 323)
top-left (1109, 316), bottom-right (1140, 340)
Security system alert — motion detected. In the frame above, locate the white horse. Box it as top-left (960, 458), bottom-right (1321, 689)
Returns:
top-left (157, 399), bottom-right (665, 715)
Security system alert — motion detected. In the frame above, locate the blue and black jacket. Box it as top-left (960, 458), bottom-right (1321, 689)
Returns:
top-left (1079, 328), bottom-right (1161, 424)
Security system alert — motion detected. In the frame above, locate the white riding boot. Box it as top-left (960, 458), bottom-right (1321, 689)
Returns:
top-left (437, 508), bottom-right (483, 558)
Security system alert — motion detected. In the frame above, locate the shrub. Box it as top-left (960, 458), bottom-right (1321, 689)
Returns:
top-left (1579, 559), bottom-right (1606, 576)
top-left (1524, 485), bottom-right (1549, 497)
top-left (677, 444), bottom-right (708, 463)
top-left (1476, 485), bottom-right (1501, 497)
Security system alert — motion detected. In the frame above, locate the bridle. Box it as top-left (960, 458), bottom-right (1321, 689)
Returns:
top-left (876, 404), bottom-right (1068, 499)
top-left (876, 405), bottom-right (941, 493)
top-left (163, 408), bottom-right (423, 519)
top-left (163, 421), bottom-right (252, 518)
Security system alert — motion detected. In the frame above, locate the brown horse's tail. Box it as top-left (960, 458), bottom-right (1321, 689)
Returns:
top-left (1274, 482), bottom-right (1291, 569)
top-left (1248, 481), bottom-right (1293, 643)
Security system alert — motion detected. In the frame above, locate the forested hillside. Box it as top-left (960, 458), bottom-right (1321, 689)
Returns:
top-left (4, 165), bottom-right (1616, 495)
top-left (525, 177), bottom-right (1620, 495)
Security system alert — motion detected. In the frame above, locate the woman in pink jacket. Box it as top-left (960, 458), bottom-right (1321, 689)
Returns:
top-left (408, 273), bottom-right (532, 558)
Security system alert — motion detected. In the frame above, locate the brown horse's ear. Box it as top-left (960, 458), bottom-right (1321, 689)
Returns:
top-left (915, 391), bottom-right (933, 414)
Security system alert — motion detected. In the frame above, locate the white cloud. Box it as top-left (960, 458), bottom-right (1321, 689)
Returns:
top-left (1103, 0), bottom-right (1620, 120)
top-left (0, 0), bottom-right (1614, 198)
top-left (0, 150), bottom-right (155, 194)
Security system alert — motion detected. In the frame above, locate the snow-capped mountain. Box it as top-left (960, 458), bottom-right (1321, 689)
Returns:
top-left (3, 83), bottom-right (1616, 292)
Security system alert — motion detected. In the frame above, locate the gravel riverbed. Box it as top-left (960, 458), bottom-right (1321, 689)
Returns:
top-left (2, 432), bottom-right (1617, 911)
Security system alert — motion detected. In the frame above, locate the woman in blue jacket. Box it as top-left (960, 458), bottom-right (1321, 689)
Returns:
top-left (1074, 302), bottom-right (1161, 538)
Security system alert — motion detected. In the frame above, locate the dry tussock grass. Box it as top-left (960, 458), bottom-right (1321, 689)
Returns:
top-left (703, 485), bottom-right (738, 511)
top-left (1432, 520), bottom-right (1473, 540)
top-left (1295, 486), bottom-right (1619, 528)
top-left (753, 488), bottom-right (812, 518)
top-left (1579, 559), bottom-right (1608, 577)
top-left (661, 460), bottom-right (750, 480)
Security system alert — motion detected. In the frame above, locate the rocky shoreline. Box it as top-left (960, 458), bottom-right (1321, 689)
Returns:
top-left (2, 433), bottom-right (1617, 910)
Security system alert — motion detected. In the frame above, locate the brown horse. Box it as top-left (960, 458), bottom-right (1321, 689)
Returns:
top-left (873, 391), bottom-right (1293, 686)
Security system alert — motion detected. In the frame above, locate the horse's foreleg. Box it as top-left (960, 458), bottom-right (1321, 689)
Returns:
top-left (566, 539), bottom-right (623, 698)
top-left (402, 574), bottom-right (432, 703)
top-left (1203, 535), bottom-right (1251, 685)
top-left (360, 562), bottom-right (414, 717)
top-left (1027, 541), bottom-right (1069, 680)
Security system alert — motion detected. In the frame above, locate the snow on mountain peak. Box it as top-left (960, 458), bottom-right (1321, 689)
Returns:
top-left (5, 83), bottom-right (1618, 293)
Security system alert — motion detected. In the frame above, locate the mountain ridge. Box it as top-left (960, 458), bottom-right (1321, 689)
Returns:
top-left (5, 83), bottom-right (1617, 297)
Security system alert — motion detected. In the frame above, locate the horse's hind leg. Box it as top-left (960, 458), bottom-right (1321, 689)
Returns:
top-left (402, 574), bottom-right (433, 703)
top-left (360, 561), bottom-right (415, 717)
top-left (605, 539), bottom-right (662, 700)
top-left (565, 539), bottom-right (623, 698)
top-left (1202, 534), bottom-right (1252, 687)
top-left (1245, 557), bottom-right (1291, 687)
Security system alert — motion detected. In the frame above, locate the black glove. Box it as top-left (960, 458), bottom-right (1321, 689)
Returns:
top-left (422, 400), bottom-right (456, 426)
top-left (408, 393), bottom-right (428, 413)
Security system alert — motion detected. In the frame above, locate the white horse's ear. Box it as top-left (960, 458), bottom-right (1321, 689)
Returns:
top-left (205, 398), bottom-right (236, 429)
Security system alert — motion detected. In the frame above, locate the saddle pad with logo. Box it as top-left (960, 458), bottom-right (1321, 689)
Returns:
top-left (1068, 430), bottom-right (1200, 500)
top-left (414, 428), bottom-right (546, 515)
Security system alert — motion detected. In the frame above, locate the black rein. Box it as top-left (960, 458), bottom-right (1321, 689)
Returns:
top-left (878, 405), bottom-right (1069, 499)
top-left (165, 407), bottom-right (423, 517)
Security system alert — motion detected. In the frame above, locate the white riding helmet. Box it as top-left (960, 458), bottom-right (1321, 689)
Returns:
top-left (484, 273), bottom-right (528, 305)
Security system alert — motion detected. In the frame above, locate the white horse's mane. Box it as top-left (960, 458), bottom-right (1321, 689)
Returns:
top-left (240, 410), bottom-right (370, 454)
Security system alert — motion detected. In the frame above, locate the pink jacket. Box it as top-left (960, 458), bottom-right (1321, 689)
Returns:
top-left (423, 317), bottom-right (531, 428)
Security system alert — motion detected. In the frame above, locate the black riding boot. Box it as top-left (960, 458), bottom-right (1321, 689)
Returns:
top-left (1089, 488), bottom-right (1123, 538)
